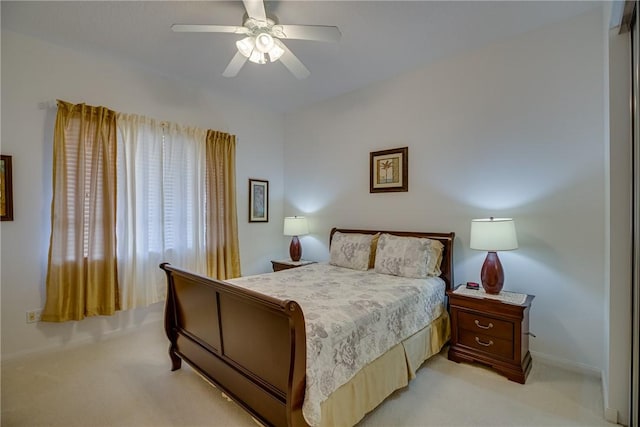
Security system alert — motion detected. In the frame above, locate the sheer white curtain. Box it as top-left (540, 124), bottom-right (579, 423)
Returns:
top-left (116, 114), bottom-right (207, 309)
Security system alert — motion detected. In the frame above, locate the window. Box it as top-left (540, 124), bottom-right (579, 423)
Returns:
top-left (43, 103), bottom-right (240, 321)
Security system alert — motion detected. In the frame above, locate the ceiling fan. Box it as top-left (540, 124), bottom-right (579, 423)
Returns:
top-left (171, 0), bottom-right (341, 79)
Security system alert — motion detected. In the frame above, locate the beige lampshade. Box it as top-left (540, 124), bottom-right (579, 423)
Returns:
top-left (470, 218), bottom-right (518, 251)
top-left (283, 216), bottom-right (309, 236)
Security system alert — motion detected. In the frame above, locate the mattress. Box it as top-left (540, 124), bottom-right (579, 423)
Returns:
top-left (227, 263), bottom-right (447, 426)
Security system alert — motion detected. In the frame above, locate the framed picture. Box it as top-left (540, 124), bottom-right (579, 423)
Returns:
top-left (0, 156), bottom-right (13, 221)
top-left (249, 178), bottom-right (269, 222)
top-left (370, 147), bottom-right (408, 193)
top-left (1, 155), bottom-right (13, 221)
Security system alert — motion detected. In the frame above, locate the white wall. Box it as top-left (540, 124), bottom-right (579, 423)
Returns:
top-left (284, 8), bottom-right (607, 373)
top-left (0, 30), bottom-right (285, 359)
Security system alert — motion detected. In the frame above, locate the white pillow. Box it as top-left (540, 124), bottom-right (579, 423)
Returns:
top-left (374, 233), bottom-right (444, 278)
top-left (329, 232), bottom-right (374, 271)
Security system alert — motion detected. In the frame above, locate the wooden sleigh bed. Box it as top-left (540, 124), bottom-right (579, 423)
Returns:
top-left (160, 228), bottom-right (455, 427)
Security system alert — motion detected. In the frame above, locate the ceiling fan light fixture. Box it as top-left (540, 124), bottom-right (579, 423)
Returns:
top-left (237, 33), bottom-right (279, 64)
top-left (248, 49), bottom-right (267, 64)
top-left (254, 32), bottom-right (275, 53)
top-left (268, 39), bottom-right (285, 62)
top-left (236, 37), bottom-right (255, 58)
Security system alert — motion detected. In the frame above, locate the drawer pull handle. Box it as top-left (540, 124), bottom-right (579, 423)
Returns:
top-left (475, 337), bottom-right (494, 347)
top-left (474, 320), bottom-right (494, 330)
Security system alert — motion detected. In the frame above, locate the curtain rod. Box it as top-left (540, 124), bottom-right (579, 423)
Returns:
top-left (36, 101), bottom-right (234, 140)
top-left (37, 100), bottom-right (57, 110)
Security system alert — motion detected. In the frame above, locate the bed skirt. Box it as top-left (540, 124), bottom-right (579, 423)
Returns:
top-left (318, 309), bottom-right (451, 427)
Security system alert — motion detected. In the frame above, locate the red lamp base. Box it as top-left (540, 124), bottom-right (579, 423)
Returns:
top-left (289, 236), bottom-right (302, 262)
top-left (480, 251), bottom-right (504, 294)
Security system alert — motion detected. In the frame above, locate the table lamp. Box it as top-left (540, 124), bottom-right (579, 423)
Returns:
top-left (470, 217), bottom-right (518, 294)
top-left (283, 216), bottom-right (309, 262)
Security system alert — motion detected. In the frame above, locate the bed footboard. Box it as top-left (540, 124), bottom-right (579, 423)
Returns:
top-left (160, 263), bottom-right (308, 427)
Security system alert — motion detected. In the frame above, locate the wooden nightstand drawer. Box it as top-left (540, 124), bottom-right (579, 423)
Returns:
top-left (458, 330), bottom-right (514, 360)
top-left (458, 311), bottom-right (513, 340)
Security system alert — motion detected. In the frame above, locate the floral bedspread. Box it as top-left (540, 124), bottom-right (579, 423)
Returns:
top-left (227, 263), bottom-right (446, 426)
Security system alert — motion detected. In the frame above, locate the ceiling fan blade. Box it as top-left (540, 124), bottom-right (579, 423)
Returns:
top-left (275, 25), bottom-right (341, 42)
top-left (242, 0), bottom-right (267, 21)
top-left (223, 51), bottom-right (248, 78)
top-left (171, 24), bottom-right (249, 34)
top-left (275, 40), bottom-right (310, 80)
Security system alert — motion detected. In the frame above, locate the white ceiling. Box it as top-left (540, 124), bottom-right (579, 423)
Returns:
top-left (1, 1), bottom-right (600, 113)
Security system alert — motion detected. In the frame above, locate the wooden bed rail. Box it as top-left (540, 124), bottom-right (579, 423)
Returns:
top-left (160, 263), bottom-right (308, 427)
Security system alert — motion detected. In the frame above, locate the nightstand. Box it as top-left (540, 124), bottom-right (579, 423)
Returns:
top-left (447, 286), bottom-right (534, 384)
top-left (271, 259), bottom-right (316, 272)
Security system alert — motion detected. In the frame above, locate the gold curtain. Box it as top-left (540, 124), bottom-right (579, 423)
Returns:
top-left (42, 101), bottom-right (119, 322)
top-left (205, 130), bottom-right (241, 279)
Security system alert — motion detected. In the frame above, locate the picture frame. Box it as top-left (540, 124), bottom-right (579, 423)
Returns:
top-left (370, 147), bottom-right (408, 193)
top-left (1, 155), bottom-right (14, 221)
top-left (249, 178), bottom-right (269, 222)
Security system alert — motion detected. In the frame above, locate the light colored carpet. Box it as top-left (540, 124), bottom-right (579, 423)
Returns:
top-left (1, 322), bottom-right (612, 427)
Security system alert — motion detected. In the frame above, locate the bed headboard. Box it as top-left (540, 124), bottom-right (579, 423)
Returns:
top-left (329, 227), bottom-right (455, 292)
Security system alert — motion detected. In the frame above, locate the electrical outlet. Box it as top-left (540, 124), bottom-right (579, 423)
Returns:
top-left (26, 309), bottom-right (42, 323)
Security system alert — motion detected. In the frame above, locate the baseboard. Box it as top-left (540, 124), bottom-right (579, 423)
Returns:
top-left (604, 407), bottom-right (619, 424)
top-left (1, 314), bottom-right (163, 362)
top-left (531, 350), bottom-right (602, 378)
